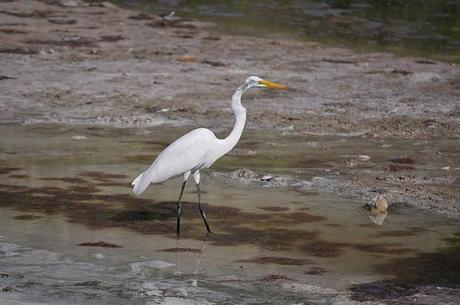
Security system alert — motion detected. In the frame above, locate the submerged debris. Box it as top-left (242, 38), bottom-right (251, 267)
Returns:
top-left (262, 274), bottom-right (292, 282)
top-left (237, 256), bottom-right (313, 266)
top-left (77, 241), bottom-right (122, 248)
top-left (304, 266), bottom-right (326, 275)
top-left (368, 211), bottom-right (388, 226)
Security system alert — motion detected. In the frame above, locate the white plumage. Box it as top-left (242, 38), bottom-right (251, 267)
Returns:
top-left (132, 128), bottom-right (221, 195)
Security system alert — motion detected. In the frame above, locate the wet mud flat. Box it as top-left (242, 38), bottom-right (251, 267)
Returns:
top-left (0, 0), bottom-right (459, 139)
top-left (0, 125), bottom-right (459, 304)
top-left (0, 0), bottom-right (459, 217)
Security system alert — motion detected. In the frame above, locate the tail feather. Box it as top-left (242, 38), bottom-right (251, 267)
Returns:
top-left (131, 170), bottom-right (153, 195)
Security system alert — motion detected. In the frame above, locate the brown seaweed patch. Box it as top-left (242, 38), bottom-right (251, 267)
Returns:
top-left (389, 157), bottom-right (416, 164)
top-left (0, 47), bottom-right (37, 55)
top-left (262, 274), bottom-right (292, 282)
top-left (77, 241), bottom-right (122, 248)
top-left (389, 164), bottom-right (415, 171)
top-left (78, 171), bottom-right (127, 180)
top-left (0, 167), bottom-right (21, 175)
top-left (95, 182), bottom-right (129, 187)
top-left (159, 247), bottom-right (201, 253)
top-left (237, 256), bottom-right (313, 265)
top-left (352, 243), bottom-right (414, 255)
top-left (209, 225), bottom-right (318, 251)
top-left (47, 18), bottom-right (77, 25)
top-left (125, 154), bottom-right (154, 163)
top-left (110, 209), bottom-right (174, 222)
top-left (350, 241), bottom-right (460, 301)
top-left (41, 177), bottom-right (88, 184)
top-left (302, 240), bottom-right (351, 257)
top-left (67, 185), bottom-right (101, 194)
top-left (258, 206), bottom-right (290, 212)
top-left (9, 174), bottom-right (28, 179)
top-left (14, 214), bottom-right (42, 220)
top-left (99, 35), bottom-right (124, 42)
top-left (0, 75), bottom-right (16, 80)
top-left (375, 226), bottom-right (428, 237)
top-left (285, 212), bottom-right (326, 223)
top-left (128, 13), bottom-right (153, 20)
top-left (0, 28), bottom-right (26, 34)
top-left (304, 266), bottom-right (326, 275)
top-left (324, 223), bottom-right (345, 228)
top-left (25, 37), bottom-right (97, 48)
top-left (0, 10), bottom-right (57, 18)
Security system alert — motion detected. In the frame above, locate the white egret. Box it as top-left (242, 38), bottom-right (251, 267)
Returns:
top-left (131, 76), bottom-right (288, 234)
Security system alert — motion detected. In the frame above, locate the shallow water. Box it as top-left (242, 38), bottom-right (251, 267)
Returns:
top-left (0, 124), bottom-right (459, 303)
top-left (115, 0), bottom-right (460, 62)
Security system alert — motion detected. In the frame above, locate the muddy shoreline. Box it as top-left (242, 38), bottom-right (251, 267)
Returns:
top-left (0, 0), bottom-right (459, 219)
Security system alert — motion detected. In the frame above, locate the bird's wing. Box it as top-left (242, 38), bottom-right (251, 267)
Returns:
top-left (132, 128), bottom-right (220, 194)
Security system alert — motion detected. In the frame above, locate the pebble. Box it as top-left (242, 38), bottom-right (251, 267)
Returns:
top-left (357, 155), bottom-right (370, 161)
top-left (231, 168), bottom-right (257, 180)
top-left (59, 0), bottom-right (81, 7)
top-left (71, 135), bottom-right (87, 140)
top-left (261, 175), bottom-right (274, 181)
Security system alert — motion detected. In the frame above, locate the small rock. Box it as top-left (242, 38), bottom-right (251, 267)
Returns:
top-left (59, 0), bottom-right (80, 7)
top-left (357, 155), bottom-right (370, 161)
top-left (230, 168), bottom-right (257, 180)
top-left (176, 55), bottom-right (197, 63)
top-left (71, 135), bottom-right (87, 140)
top-left (261, 175), bottom-right (274, 181)
top-left (93, 253), bottom-right (104, 259)
top-left (363, 194), bottom-right (388, 213)
top-left (441, 166), bottom-right (450, 171)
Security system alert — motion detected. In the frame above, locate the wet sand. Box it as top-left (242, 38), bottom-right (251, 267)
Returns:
top-left (0, 125), bottom-right (459, 304)
top-left (0, 0), bottom-right (459, 219)
top-left (0, 124), bottom-right (459, 304)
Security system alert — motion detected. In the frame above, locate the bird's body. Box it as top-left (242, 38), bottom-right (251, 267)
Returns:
top-left (132, 128), bottom-right (223, 195)
top-left (131, 76), bottom-right (287, 234)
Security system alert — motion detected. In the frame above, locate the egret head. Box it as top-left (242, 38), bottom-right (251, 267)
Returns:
top-left (245, 76), bottom-right (288, 90)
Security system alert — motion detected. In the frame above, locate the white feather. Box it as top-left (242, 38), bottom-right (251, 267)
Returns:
top-left (131, 128), bottom-right (224, 195)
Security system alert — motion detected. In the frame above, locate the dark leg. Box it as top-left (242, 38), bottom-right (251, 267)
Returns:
top-left (176, 180), bottom-right (187, 236)
top-left (196, 182), bottom-right (212, 234)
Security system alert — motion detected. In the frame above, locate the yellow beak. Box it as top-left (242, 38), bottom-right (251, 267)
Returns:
top-left (259, 79), bottom-right (288, 90)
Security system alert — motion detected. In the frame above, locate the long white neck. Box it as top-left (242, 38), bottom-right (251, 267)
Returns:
top-left (221, 84), bottom-right (248, 153)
